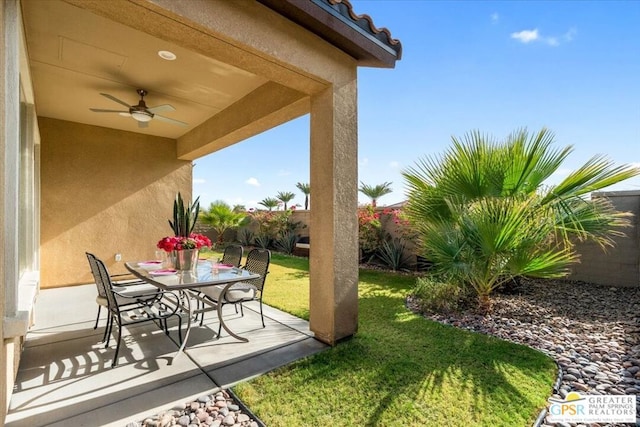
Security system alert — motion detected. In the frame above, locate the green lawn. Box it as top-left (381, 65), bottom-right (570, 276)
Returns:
top-left (218, 251), bottom-right (556, 426)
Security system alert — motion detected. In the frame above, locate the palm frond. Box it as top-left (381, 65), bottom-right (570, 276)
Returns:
top-left (545, 156), bottom-right (640, 201)
top-left (403, 127), bottom-right (639, 307)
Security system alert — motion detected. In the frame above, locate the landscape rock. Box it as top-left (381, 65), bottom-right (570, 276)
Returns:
top-left (408, 277), bottom-right (640, 427)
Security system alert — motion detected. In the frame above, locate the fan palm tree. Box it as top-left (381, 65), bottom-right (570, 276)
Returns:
top-left (276, 191), bottom-right (296, 210)
top-left (199, 201), bottom-right (248, 246)
top-left (296, 182), bottom-right (311, 210)
top-left (403, 128), bottom-right (639, 311)
top-left (359, 182), bottom-right (393, 207)
top-left (258, 197), bottom-right (280, 211)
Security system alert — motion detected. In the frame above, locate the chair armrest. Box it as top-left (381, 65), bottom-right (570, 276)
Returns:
top-left (110, 273), bottom-right (146, 286)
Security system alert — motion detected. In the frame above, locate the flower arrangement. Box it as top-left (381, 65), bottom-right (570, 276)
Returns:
top-left (157, 233), bottom-right (212, 252)
top-left (157, 192), bottom-right (212, 252)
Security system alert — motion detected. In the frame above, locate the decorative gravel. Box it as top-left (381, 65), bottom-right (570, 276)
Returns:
top-left (129, 389), bottom-right (260, 427)
top-left (407, 277), bottom-right (640, 427)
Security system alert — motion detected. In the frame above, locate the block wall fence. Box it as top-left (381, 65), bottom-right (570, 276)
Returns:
top-left (568, 191), bottom-right (640, 287)
top-left (197, 190), bottom-right (640, 287)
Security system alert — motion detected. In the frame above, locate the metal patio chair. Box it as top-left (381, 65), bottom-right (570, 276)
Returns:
top-left (86, 252), bottom-right (160, 341)
top-left (86, 253), bottom-right (182, 367)
top-left (197, 244), bottom-right (244, 325)
top-left (199, 248), bottom-right (271, 338)
top-left (220, 244), bottom-right (243, 267)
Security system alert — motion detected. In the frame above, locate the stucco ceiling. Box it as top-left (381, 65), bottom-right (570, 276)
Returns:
top-left (21, 0), bottom-right (268, 139)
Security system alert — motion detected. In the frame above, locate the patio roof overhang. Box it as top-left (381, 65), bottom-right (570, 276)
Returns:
top-left (21, 0), bottom-right (401, 159)
top-left (258, 0), bottom-right (402, 68)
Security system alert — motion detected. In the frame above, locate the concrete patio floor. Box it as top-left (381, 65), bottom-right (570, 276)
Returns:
top-left (6, 283), bottom-right (328, 426)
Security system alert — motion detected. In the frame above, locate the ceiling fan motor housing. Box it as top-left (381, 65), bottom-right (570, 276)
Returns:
top-left (130, 90), bottom-right (153, 121)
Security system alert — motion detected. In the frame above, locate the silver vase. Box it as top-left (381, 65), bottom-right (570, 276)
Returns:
top-left (172, 249), bottom-right (199, 271)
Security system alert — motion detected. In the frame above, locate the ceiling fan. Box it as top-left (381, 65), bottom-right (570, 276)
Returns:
top-left (89, 89), bottom-right (188, 128)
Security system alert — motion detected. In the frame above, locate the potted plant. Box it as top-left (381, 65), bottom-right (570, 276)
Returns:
top-left (157, 192), bottom-right (211, 271)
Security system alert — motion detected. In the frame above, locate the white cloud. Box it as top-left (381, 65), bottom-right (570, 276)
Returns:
top-left (277, 169), bottom-right (291, 176)
top-left (511, 28), bottom-right (576, 46)
top-left (390, 161), bottom-right (400, 169)
top-left (511, 29), bottom-right (539, 43)
top-left (193, 178), bottom-right (206, 184)
top-left (245, 177), bottom-right (260, 187)
top-left (491, 12), bottom-right (499, 24)
top-left (359, 157), bottom-right (369, 167)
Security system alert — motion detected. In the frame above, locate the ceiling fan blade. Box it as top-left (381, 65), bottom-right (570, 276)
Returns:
top-left (138, 121), bottom-right (149, 129)
top-left (100, 93), bottom-right (132, 108)
top-left (89, 108), bottom-right (129, 113)
top-left (147, 104), bottom-right (175, 114)
top-left (154, 114), bottom-right (189, 127)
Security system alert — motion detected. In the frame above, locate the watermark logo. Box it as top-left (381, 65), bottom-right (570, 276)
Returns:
top-left (547, 391), bottom-right (636, 423)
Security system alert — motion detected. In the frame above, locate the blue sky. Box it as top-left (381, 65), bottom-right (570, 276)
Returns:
top-left (193, 0), bottom-right (640, 210)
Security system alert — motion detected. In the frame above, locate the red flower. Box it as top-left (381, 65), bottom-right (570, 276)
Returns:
top-left (157, 233), bottom-right (212, 252)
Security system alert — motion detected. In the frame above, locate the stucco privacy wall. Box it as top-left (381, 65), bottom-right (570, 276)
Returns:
top-left (39, 117), bottom-right (193, 287)
top-left (568, 191), bottom-right (640, 287)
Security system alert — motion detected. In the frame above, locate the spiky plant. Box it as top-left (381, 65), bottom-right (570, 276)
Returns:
top-left (169, 192), bottom-right (200, 238)
top-left (403, 128), bottom-right (639, 311)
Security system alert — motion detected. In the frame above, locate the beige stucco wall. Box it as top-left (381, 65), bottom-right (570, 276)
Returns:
top-left (39, 117), bottom-right (193, 287)
top-left (568, 191), bottom-right (640, 287)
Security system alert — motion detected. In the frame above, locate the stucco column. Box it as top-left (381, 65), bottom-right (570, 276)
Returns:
top-left (309, 79), bottom-right (358, 345)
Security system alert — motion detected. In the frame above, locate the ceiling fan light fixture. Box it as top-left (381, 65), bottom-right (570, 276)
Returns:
top-left (131, 110), bottom-right (153, 122)
top-left (158, 50), bottom-right (177, 61)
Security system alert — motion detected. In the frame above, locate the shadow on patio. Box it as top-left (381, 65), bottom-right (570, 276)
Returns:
top-left (7, 284), bottom-right (328, 426)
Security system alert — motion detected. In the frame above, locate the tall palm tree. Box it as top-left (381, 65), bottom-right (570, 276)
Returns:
top-left (359, 182), bottom-right (393, 207)
top-left (258, 197), bottom-right (280, 211)
top-left (276, 191), bottom-right (296, 210)
top-left (296, 182), bottom-right (311, 210)
top-left (403, 128), bottom-right (639, 311)
top-left (199, 201), bottom-right (248, 246)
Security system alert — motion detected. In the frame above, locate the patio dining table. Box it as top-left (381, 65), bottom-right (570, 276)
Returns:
top-left (125, 260), bottom-right (260, 356)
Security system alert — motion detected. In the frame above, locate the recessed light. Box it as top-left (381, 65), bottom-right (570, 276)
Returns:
top-left (158, 50), bottom-right (177, 61)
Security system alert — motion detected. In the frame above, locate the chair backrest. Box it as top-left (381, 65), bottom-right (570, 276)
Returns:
top-left (243, 248), bottom-right (270, 293)
top-left (86, 252), bottom-right (120, 312)
top-left (221, 244), bottom-right (243, 267)
top-left (86, 252), bottom-right (107, 299)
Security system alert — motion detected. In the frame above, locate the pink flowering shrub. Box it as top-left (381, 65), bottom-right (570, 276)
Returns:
top-left (358, 205), bottom-right (383, 257)
top-left (358, 204), bottom-right (416, 262)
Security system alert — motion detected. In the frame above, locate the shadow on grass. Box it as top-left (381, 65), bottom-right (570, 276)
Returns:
top-left (356, 293), bottom-right (553, 426)
top-left (241, 261), bottom-right (556, 426)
